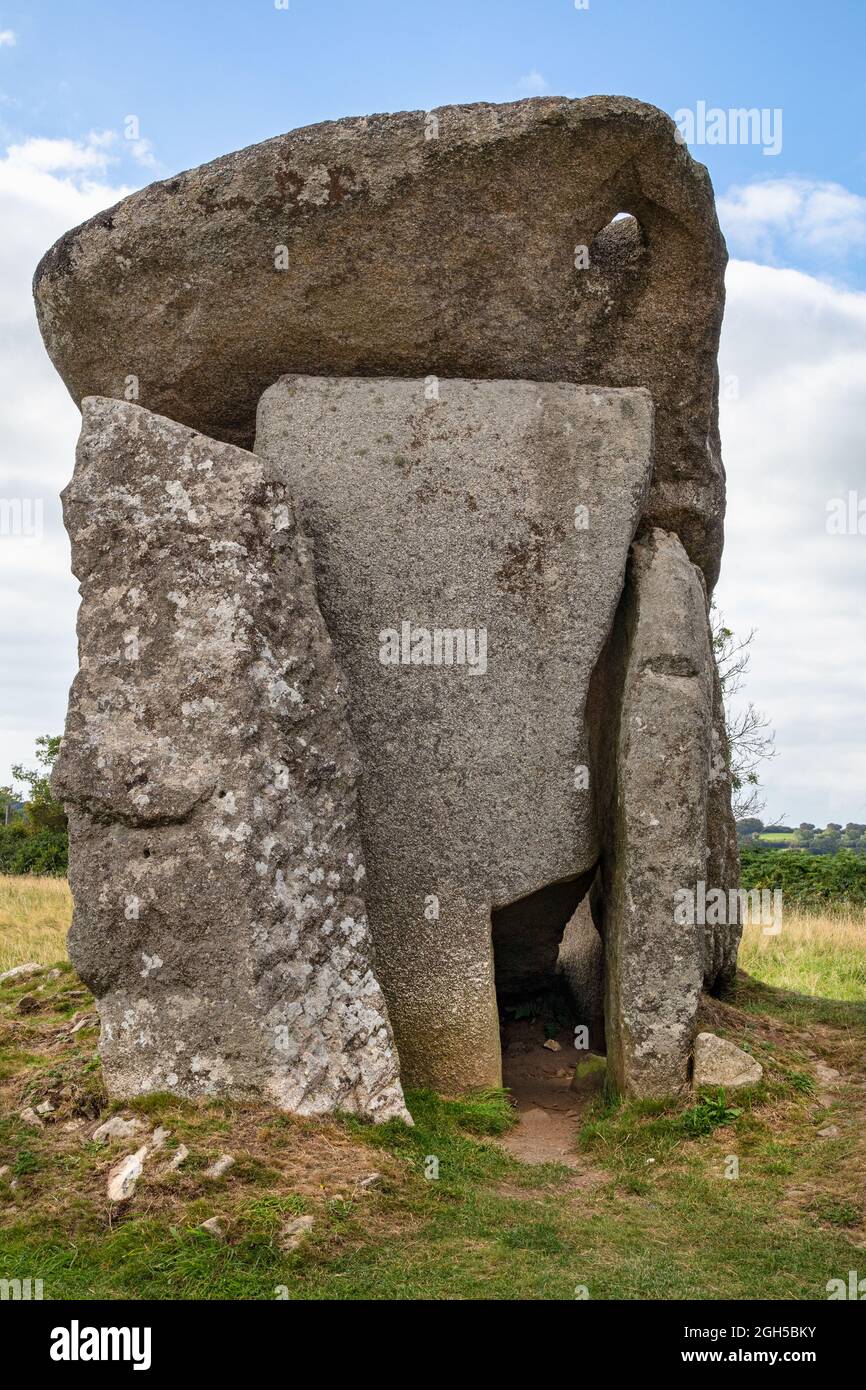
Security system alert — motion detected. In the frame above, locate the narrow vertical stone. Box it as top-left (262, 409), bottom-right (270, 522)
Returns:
top-left (604, 529), bottom-right (713, 1097)
top-left (53, 397), bottom-right (410, 1123)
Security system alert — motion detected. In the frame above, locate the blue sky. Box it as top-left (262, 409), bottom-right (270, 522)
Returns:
top-left (1, 0), bottom-right (866, 823)
top-left (2, 0), bottom-right (865, 234)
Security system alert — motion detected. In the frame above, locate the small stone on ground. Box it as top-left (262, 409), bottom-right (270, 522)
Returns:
top-left (693, 1032), bottom-right (763, 1090)
top-left (204, 1154), bottom-right (235, 1178)
top-left (107, 1146), bottom-right (148, 1202)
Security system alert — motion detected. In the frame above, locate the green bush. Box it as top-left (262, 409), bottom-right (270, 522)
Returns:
top-left (740, 848), bottom-right (866, 909)
top-left (0, 822), bottom-right (27, 869)
top-left (0, 824), bottom-right (68, 876)
top-left (0, 733), bottom-right (69, 875)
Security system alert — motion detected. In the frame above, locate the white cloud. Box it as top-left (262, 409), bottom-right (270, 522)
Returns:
top-left (0, 29), bottom-right (15, 48)
top-left (0, 136), bottom-right (134, 324)
top-left (717, 259), bottom-right (866, 824)
top-left (129, 136), bottom-right (158, 169)
top-left (719, 177), bottom-right (866, 263)
top-left (516, 69), bottom-right (548, 95)
top-left (4, 130), bottom-right (117, 176)
top-left (0, 136), bottom-right (135, 789)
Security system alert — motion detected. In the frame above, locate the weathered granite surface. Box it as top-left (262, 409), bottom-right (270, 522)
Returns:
top-left (256, 374), bottom-right (653, 1091)
top-left (34, 95), bottom-right (727, 584)
top-left (53, 397), bottom-right (410, 1122)
top-left (34, 93), bottom-right (741, 1105)
top-left (557, 889), bottom-right (605, 1055)
top-left (603, 528), bottom-right (713, 1098)
top-left (704, 660), bottom-right (742, 990)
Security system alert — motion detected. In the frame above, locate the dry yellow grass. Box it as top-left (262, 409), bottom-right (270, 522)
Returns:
top-left (0, 873), bottom-right (71, 972)
top-left (739, 909), bottom-right (866, 1001)
top-left (1, 876), bottom-right (864, 1006)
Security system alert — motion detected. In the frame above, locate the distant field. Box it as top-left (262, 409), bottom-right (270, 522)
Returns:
top-left (755, 832), bottom-right (795, 844)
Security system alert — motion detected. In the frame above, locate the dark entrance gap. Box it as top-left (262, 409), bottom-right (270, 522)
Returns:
top-left (492, 869), bottom-right (605, 1109)
top-left (492, 872), bottom-right (594, 1002)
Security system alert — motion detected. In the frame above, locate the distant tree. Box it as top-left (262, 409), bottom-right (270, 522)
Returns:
top-left (736, 817), bottom-right (764, 835)
top-left (841, 825), bottom-right (866, 854)
top-left (0, 785), bottom-right (21, 826)
top-left (814, 827), bottom-right (842, 854)
top-left (712, 608), bottom-right (777, 820)
top-left (11, 735), bottom-right (67, 834)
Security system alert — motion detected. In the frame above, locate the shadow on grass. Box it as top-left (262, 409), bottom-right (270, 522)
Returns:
top-left (732, 969), bottom-right (866, 1032)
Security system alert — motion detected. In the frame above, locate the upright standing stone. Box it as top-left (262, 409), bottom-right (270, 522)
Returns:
top-left (603, 529), bottom-right (713, 1097)
top-left (256, 375), bottom-right (653, 1091)
top-left (53, 397), bottom-right (410, 1123)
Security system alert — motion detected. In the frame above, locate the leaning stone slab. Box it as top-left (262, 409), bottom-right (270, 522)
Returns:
top-left (53, 397), bottom-right (409, 1124)
top-left (557, 893), bottom-right (605, 1054)
top-left (34, 95), bottom-right (726, 585)
top-left (604, 528), bottom-right (713, 1098)
top-left (693, 1032), bottom-right (763, 1090)
top-left (256, 375), bottom-right (653, 1092)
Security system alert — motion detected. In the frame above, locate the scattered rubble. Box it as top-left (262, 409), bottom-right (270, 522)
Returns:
top-left (204, 1154), bottom-right (235, 1179)
top-left (106, 1146), bottom-right (148, 1202)
top-left (0, 962), bottom-right (44, 985)
top-left (92, 1115), bottom-right (146, 1144)
top-left (280, 1215), bottom-right (315, 1251)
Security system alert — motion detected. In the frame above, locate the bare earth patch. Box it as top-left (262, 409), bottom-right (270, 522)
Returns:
top-left (497, 1016), bottom-right (604, 1170)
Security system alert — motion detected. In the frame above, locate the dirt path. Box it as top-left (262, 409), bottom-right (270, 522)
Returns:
top-left (496, 1018), bottom-right (604, 1167)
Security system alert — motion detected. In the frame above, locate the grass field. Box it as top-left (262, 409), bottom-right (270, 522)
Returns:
top-left (0, 874), bottom-right (71, 973)
top-left (1, 876), bottom-right (865, 1300)
top-left (739, 912), bottom-right (866, 1001)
